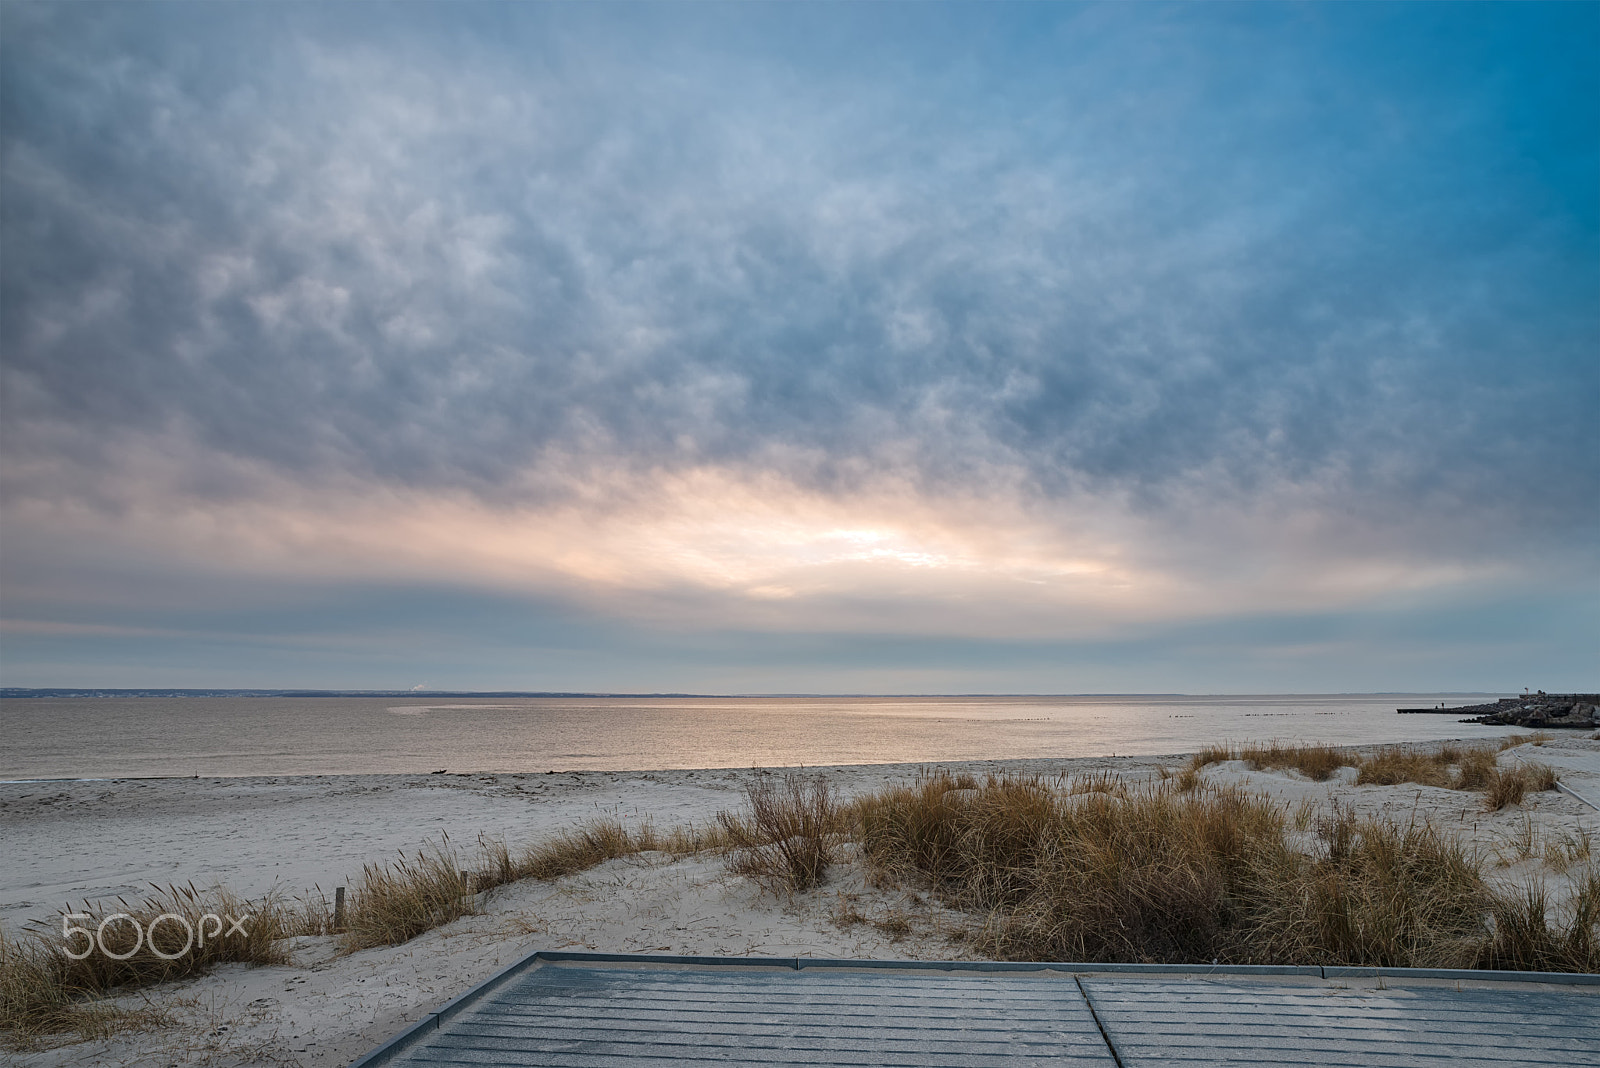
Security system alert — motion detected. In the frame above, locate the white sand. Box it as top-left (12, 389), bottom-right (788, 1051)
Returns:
top-left (4, 737), bottom-right (1598, 1066)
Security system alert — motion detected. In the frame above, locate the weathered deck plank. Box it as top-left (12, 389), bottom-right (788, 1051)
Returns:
top-left (354, 956), bottom-right (1600, 1068)
top-left (1082, 975), bottom-right (1600, 1067)
top-left (381, 966), bottom-right (1114, 1066)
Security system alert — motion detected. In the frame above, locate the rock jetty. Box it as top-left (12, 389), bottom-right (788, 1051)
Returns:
top-left (1425, 693), bottom-right (1600, 729)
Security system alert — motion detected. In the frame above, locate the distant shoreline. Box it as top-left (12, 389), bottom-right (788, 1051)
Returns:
top-left (0, 687), bottom-right (1501, 699)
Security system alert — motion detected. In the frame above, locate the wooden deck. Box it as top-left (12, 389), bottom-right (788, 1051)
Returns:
top-left (349, 953), bottom-right (1600, 1067)
top-left (1084, 974), bottom-right (1598, 1067)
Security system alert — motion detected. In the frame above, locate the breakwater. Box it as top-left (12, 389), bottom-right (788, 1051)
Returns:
top-left (1398, 694), bottom-right (1600, 729)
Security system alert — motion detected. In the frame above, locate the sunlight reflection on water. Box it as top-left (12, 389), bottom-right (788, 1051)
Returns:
top-left (0, 693), bottom-right (1525, 779)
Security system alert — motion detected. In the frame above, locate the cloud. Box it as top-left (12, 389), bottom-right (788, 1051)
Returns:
top-left (1, 2), bottom-right (1595, 685)
top-left (0, 443), bottom-right (1550, 653)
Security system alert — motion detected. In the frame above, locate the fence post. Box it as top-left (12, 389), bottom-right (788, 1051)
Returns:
top-left (333, 886), bottom-right (345, 931)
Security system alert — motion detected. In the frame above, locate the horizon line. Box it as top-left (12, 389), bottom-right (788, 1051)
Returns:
top-left (0, 687), bottom-right (1530, 700)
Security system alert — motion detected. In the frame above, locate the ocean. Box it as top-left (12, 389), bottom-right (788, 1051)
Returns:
top-left (0, 693), bottom-right (1519, 780)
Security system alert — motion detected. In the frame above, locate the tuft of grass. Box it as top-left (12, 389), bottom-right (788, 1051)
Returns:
top-left (832, 895), bottom-right (869, 928)
top-left (1479, 763), bottom-right (1561, 813)
top-left (847, 771), bottom-right (976, 881)
top-left (860, 772), bottom-right (1286, 962)
top-left (872, 908), bottom-right (914, 941)
top-left (519, 820), bottom-right (648, 881)
top-left (1483, 769), bottom-right (1528, 811)
top-left (1240, 742), bottom-right (1356, 782)
top-left (282, 889), bottom-right (337, 937)
top-left (339, 817), bottom-right (742, 951)
top-left (1, 930), bottom-right (170, 1049)
top-left (340, 839), bottom-right (478, 951)
top-left (719, 771), bottom-right (839, 893)
top-left (1451, 748), bottom-right (1497, 790)
top-left (51, 885), bottom-right (289, 994)
top-left (1523, 762), bottom-right (1559, 793)
top-left (1356, 747), bottom-right (1453, 788)
top-left (478, 834), bottom-right (520, 890)
top-left (1189, 745), bottom-right (1234, 771)
top-left (978, 783), bottom-right (1288, 964)
top-left (1258, 807), bottom-right (1493, 969)
top-left (1498, 815), bottom-right (1538, 865)
top-left (1482, 869), bottom-right (1600, 972)
top-left (1292, 797), bottom-right (1316, 831)
top-left (1065, 771), bottom-right (1128, 797)
top-left (831, 896), bottom-right (916, 941)
top-left (2, 884), bottom-right (293, 1048)
top-left (1543, 828), bottom-right (1593, 874)
top-left (854, 772), bottom-right (1056, 897)
top-left (517, 819), bottom-right (732, 884)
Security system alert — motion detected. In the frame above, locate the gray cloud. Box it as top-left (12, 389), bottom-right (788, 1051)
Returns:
top-left (3, 2), bottom-right (1595, 559)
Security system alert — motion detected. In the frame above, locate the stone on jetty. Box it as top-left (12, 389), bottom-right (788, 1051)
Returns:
top-left (1450, 693), bottom-right (1600, 729)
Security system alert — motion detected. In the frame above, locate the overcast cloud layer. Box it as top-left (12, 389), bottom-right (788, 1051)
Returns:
top-left (2, 2), bottom-right (1595, 692)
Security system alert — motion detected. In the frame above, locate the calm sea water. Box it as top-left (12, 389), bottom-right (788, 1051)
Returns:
top-left (0, 694), bottom-right (1520, 780)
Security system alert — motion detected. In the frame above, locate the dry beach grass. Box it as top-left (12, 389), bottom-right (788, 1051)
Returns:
top-left (1185, 736), bottom-right (1561, 811)
top-left (1, 884), bottom-right (294, 1046)
top-left (343, 821), bottom-right (741, 951)
top-left (719, 772), bottom-right (841, 893)
top-left (850, 767), bottom-right (1595, 970)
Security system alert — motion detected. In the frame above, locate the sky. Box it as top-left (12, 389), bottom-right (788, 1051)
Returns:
top-left (1, 2), bottom-right (1596, 694)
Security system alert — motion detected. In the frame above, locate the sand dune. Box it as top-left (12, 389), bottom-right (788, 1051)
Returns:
top-left (3, 738), bottom-right (1597, 1066)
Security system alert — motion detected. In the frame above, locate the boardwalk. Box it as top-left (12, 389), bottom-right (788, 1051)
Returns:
top-left (350, 953), bottom-right (1600, 1068)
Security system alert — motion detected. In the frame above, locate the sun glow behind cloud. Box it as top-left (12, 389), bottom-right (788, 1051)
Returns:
top-left (0, 2), bottom-right (1594, 689)
top-left (0, 436), bottom-right (1532, 653)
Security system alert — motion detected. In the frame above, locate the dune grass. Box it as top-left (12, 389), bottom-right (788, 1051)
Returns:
top-left (1184, 742), bottom-right (1360, 782)
top-left (1241, 742), bottom-right (1357, 782)
top-left (1482, 869), bottom-right (1600, 972)
top-left (0, 931), bottom-right (166, 1049)
top-left (1356, 747), bottom-right (1456, 788)
top-left (1352, 740), bottom-right (1560, 810)
top-left (849, 770), bottom-right (1599, 970)
top-left (1183, 736), bottom-right (1559, 810)
top-left (719, 771), bottom-right (842, 893)
top-left (3, 817), bottom-right (743, 1042)
top-left (341, 820), bottom-right (740, 950)
top-left (515, 821), bottom-right (731, 882)
top-left (1189, 744), bottom-right (1235, 771)
top-left (340, 839), bottom-right (481, 951)
top-left (1, 884), bottom-right (296, 1049)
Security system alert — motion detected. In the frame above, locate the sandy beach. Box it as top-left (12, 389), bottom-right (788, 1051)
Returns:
top-left (4, 737), bottom-right (1599, 1066)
